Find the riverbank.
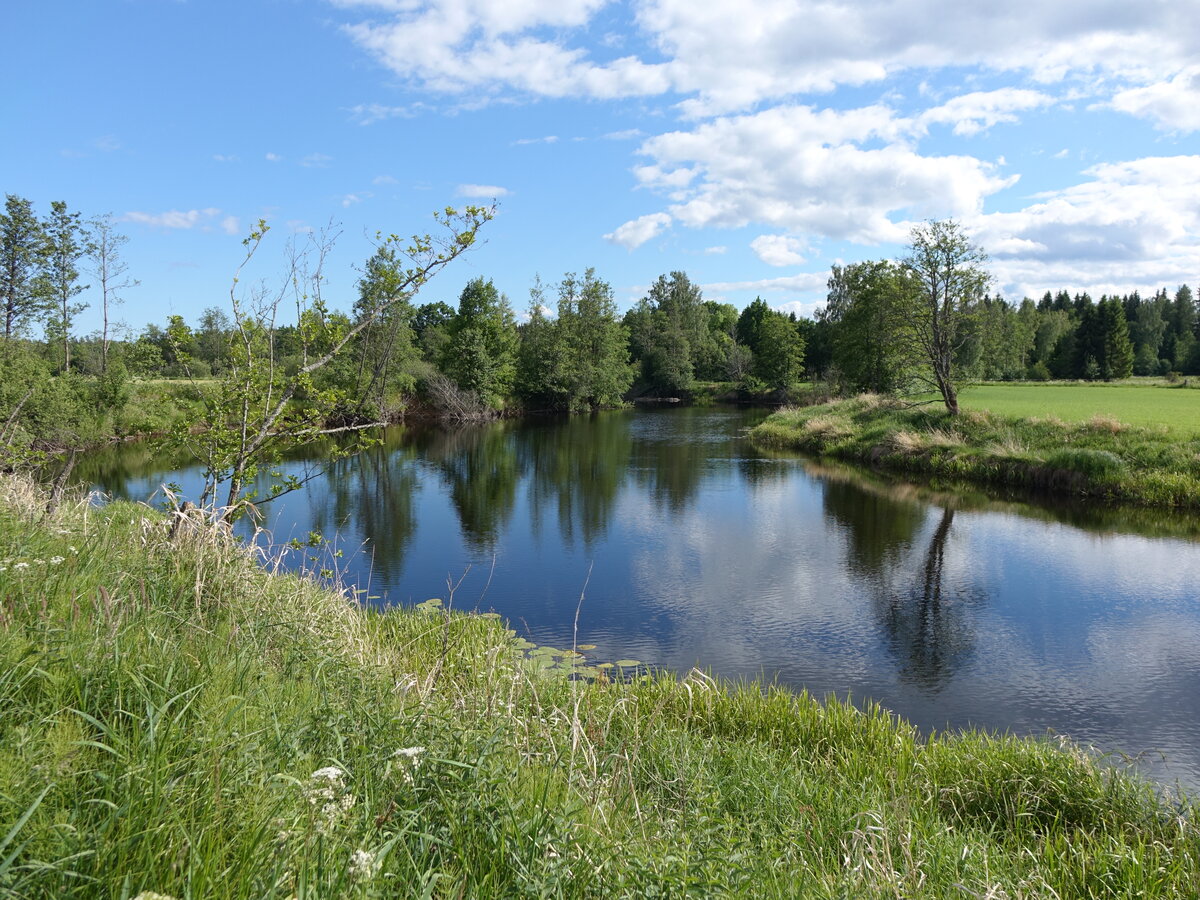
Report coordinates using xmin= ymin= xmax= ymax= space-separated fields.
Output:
xmin=751 ymin=394 xmax=1200 ymax=508
xmin=1 ymin=475 xmax=1197 ymax=897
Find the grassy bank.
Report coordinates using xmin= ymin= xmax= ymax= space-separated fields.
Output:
xmin=1 ymin=477 xmax=1198 ymax=898
xmin=752 ymin=394 xmax=1200 ymax=508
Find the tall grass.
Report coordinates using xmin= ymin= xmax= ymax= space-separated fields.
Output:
xmin=1 ymin=474 xmax=1197 ymax=897
xmin=752 ymin=395 xmax=1200 ymax=508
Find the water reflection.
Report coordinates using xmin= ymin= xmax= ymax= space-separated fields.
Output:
xmin=876 ymin=508 xmax=982 ymax=691
xmin=523 ymin=413 xmax=632 ymax=550
xmin=82 ymin=406 xmax=1200 ymax=792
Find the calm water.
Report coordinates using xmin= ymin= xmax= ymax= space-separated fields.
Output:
xmin=82 ymin=407 xmax=1200 ymax=792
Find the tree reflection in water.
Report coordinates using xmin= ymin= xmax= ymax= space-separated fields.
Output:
xmin=821 ymin=471 xmax=983 ymax=692
xmin=877 ymin=506 xmax=983 ymax=691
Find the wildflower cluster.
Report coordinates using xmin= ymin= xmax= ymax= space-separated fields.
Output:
xmin=304 ymin=765 xmax=355 ymax=832
xmin=349 ymin=848 xmax=379 ymax=880
xmin=389 ymin=746 xmax=426 ymax=785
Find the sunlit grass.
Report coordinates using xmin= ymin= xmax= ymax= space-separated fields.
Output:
xmin=1 ymin=473 xmax=1197 ymax=897
xmin=957 ymin=381 xmax=1200 ymax=436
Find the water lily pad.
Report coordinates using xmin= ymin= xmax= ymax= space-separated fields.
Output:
xmin=613 ymin=659 xmax=641 ymax=668
xmin=576 ymin=644 xmax=597 ymax=651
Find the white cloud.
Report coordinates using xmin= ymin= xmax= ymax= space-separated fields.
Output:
xmin=703 ymin=272 xmax=828 ymax=296
xmin=970 ymin=155 xmax=1200 ymax=298
xmin=751 ymin=234 xmax=807 ymax=266
xmin=917 ymin=88 xmax=1054 ymax=136
xmin=220 ymin=216 xmax=241 ymax=235
xmin=340 ymin=192 xmax=373 ymax=207
xmin=334 ymin=0 xmax=1197 ymax=114
xmin=300 ymin=153 xmax=333 ymax=167
xmin=372 ymin=174 xmax=399 ymax=185
xmin=347 ymin=102 xmax=422 ymax=124
xmin=122 ymin=208 xmax=222 ymax=230
xmin=513 ymin=135 xmax=559 ymax=145
xmin=1111 ymin=66 xmax=1200 ymax=132
xmin=633 ymin=104 xmax=1015 ymax=244
xmin=457 ymin=183 xmax=511 ymax=198
xmin=213 ymin=153 xmax=239 ymax=163
xmin=265 ymin=152 xmax=283 ymax=162
xmin=703 ymin=245 xmax=727 ymax=255
xmin=604 ymin=128 xmax=643 ymax=140
xmin=93 ymin=135 xmax=121 ymax=152
xmin=604 ymin=212 xmax=673 ymax=250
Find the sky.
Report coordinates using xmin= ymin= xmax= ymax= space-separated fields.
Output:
xmin=4 ymin=0 xmax=1199 ymax=335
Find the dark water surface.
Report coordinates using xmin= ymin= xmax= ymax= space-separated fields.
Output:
xmin=82 ymin=407 xmax=1200 ymax=792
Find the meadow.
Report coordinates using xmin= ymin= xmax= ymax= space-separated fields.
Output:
xmin=957 ymin=380 xmax=1200 ymax=435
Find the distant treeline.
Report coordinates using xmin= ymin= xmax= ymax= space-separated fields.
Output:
xmin=3 ymin=190 xmax=1198 ymax=462
xmin=808 ymin=260 xmax=1198 ymax=394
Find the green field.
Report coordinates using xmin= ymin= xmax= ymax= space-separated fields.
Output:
xmin=957 ymin=381 xmax=1200 ymax=434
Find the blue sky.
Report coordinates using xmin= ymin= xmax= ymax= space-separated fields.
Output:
xmin=4 ymin=0 xmax=1198 ymax=335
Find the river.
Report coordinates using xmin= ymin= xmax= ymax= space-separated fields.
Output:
xmin=80 ymin=406 xmax=1200 ymax=793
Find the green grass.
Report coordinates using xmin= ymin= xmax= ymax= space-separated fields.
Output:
xmin=957 ymin=381 xmax=1200 ymax=435
xmin=1 ymin=474 xmax=1198 ymax=898
xmin=753 ymin=394 xmax=1200 ymax=508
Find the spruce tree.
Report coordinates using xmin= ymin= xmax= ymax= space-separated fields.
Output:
xmin=1099 ymin=296 xmax=1133 ymax=380
xmin=0 ymin=195 xmax=45 ymax=339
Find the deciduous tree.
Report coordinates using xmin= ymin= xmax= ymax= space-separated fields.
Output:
xmin=900 ymin=220 xmax=990 ymax=415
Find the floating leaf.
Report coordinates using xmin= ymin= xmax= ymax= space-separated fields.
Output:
xmin=613 ymin=659 xmax=641 ymax=668
xmin=577 ymin=644 xmax=597 ymax=651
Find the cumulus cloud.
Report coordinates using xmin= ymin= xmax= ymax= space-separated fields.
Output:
xmin=971 ymin=155 xmax=1200 ymax=298
xmin=632 ymin=104 xmax=1015 ymax=244
xmin=604 ymin=212 xmax=672 ymax=250
xmin=918 ymin=88 xmax=1055 ymax=136
xmin=122 ymin=208 xmax=222 ymax=230
xmin=220 ymin=216 xmax=241 ymax=235
xmin=334 ymin=0 xmax=1196 ymax=114
xmin=751 ymin=234 xmax=808 ymax=266
xmin=1111 ymin=66 xmax=1200 ymax=132
xmin=457 ymin=183 xmax=511 ymax=198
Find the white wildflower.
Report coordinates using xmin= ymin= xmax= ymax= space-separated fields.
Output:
xmin=48 ymin=556 xmax=64 ymax=566
xmin=13 ymin=562 xmax=28 ymax=572
xmin=132 ymin=892 xmax=180 ymax=900
xmin=349 ymin=848 xmax=379 ymax=879
xmin=68 ymin=546 xmax=79 ymax=554
xmin=310 ymin=765 xmax=345 ymax=784
xmin=304 ymin=766 xmax=354 ymax=832
xmin=389 ymin=746 xmax=427 ymax=784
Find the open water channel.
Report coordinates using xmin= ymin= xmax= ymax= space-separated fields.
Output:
xmin=81 ymin=406 xmax=1200 ymax=793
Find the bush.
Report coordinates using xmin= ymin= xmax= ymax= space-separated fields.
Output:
xmin=1026 ymin=360 xmax=1052 ymax=381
